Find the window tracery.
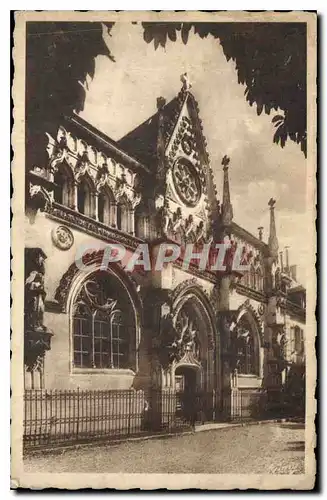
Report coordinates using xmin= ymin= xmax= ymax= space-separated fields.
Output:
xmin=72 ymin=271 xmax=134 ymax=370
xmin=172 ymin=158 xmax=201 ymax=207
xmin=234 ymin=316 xmax=258 ymax=375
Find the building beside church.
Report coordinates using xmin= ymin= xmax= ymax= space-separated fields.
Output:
xmin=24 ymin=74 xmax=306 ymax=431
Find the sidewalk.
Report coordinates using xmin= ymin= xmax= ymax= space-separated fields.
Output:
xmin=24 ymin=421 xmax=305 ymax=474
xmin=24 ymin=417 xmax=303 ymax=456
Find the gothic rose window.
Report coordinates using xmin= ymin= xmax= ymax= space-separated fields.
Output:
xmin=172 ymin=158 xmax=201 ymax=207
xmin=72 ymin=271 xmax=134 ymax=370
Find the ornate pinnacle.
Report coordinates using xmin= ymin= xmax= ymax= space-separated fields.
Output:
xmin=221 ymin=155 xmax=233 ymax=226
xmin=222 ymin=155 xmax=230 ymax=170
xmin=268 ymin=198 xmax=278 ymax=261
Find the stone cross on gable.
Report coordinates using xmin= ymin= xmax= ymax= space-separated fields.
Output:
xmin=180 ymin=72 xmax=192 ymax=91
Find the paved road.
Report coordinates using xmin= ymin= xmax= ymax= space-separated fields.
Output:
xmin=24 ymin=422 xmax=304 ymax=475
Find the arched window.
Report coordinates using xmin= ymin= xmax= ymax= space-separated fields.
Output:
xmin=73 ymin=303 xmax=93 ymax=368
xmin=77 ymin=178 xmax=92 ymax=217
xmin=117 ymin=202 xmax=129 ymax=232
xmin=250 ymin=265 xmax=256 ymax=289
xmin=235 ymin=316 xmax=259 ymax=375
xmin=241 ymin=271 xmax=250 ymax=288
xmin=53 ymin=164 xmax=73 ymax=206
xmin=72 ymin=271 xmax=136 ymax=369
xmin=255 ymin=267 xmax=264 ymax=292
xmin=97 ymin=189 xmax=115 ymax=226
xmin=135 ymin=213 xmax=150 ymax=239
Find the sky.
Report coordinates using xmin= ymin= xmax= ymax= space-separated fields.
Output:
xmin=79 ymin=22 xmax=309 ymax=285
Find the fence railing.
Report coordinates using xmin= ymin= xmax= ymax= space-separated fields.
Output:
xmin=23 ymin=389 xmax=193 ymax=450
xmin=24 ymin=387 xmax=301 ymax=451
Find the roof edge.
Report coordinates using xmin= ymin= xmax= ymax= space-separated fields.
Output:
xmin=64 ymin=114 xmax=152 ymax=175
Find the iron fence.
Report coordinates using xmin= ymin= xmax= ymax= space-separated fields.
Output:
xmin=23 ymin=387 xmax=299 ymax=451
xmin=23 ymin=389 xmax=192 ymax=450
xmin=229 ymin=389 xmax=265 ymax=421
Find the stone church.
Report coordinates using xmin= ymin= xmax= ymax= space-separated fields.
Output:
xmin=24 ymin=74 xmax=306 ymax=421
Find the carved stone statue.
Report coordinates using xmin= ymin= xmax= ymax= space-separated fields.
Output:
xmin=172 ymin=207 xmax=183 ymax=233
xmin=25 ymin=248 xmax=47 ymax=331
xmin=180 ymin=72 xmax=192 ymax=91
xmin=157 ymin=198 xmax=170 ymax=237
xmin=24 ymin=248 xmax=53 ymax=371
xmin=195 ymin=220 xmax=205 ymax=243
xmin=184 ymin=214 xmax=194 ymax=239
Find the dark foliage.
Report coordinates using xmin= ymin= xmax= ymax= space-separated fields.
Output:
xmin=142 ymin=22 xmax=307 ymax=156
xmin=26 ymin=22 xmax=114 ymax=168
xmin=26 ymin=21 xmax=307 ymax=169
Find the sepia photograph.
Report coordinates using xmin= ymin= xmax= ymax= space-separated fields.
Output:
xmin=11 ymin=10 xmax=316 ymax=490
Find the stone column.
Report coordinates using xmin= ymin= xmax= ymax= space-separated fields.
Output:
xmin=130 ymin=208 xmax=135 ymax=235
xmin=93 ymin=191 xmax=99 ymax=220
xmin=111 ymin=202 xmax=117 ymax=227
xmin=71 ymin=180 xmax=78 ymax=211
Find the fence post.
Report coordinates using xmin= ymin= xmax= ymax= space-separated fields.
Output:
xmin=76 ymin=387 xmax=80 ymax=439
xmin=128 ymin=390 xmax=132 ymax=436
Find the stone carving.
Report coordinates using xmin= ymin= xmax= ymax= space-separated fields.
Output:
xmin=156 ymin=198 xmax=170 ymax=237
xmin=184 ymin=215 xmax=195 ymax=240
xmin=95 ymin=161 xmax=110 ymax=192
xmin=181 ymin=135 xmax=193 ymax=156
xmin=180 ymin=72 xmax=192 ymax=91
xmin=46 ymin=204 xmax=142 ymax=256
xmin=74 ymin=150 xmax=91 ymax=183
xmin=171 ymin=207 xmax=183 ymax=233
xmin=257 ymin=303 xmax=265 ymax=317
xmin=28 ymin=184 xmax=52 ymax=214
xmin=115 ymin=173 xmax=128 ymax=200
xmin=155 ymin=308 xmax=200 ymax=369
xmin=24 ymin=248 xmax=53 ymax=371
xmin=51 ymin=225 xmax=74 ymax=251
xmin=195 ymin=220 xmax=205 ymax=243
xmin=175 ymin=311 xmax=201 ymax=360
xmin=272 ymin=327 xmax=288 ymax=367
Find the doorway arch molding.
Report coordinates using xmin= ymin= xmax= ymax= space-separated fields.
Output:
xmin=165 ymin=280 xmax=218 ymax=391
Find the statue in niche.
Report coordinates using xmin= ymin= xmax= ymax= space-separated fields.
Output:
xmin=24 ymin=248 xmax=53 ymax=371
xmin=195 ymin=220 xmax=205 ymax=243
xmin=157 ymin=198 xmax=170 ymax=237
xmin=25 ymin=248 xmax=47 ymax=332
xmin=172 ymin=207 xmax=183 ymax=234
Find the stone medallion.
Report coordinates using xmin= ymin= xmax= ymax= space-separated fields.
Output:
xmin=51 ymin=225 xmax=74 ymax=251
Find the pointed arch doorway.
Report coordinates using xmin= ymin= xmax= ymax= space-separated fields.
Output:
xmin=170 ymin=287 xmax=217 ymax=423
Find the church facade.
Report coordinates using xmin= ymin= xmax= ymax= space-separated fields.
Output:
xmin=24 ymin=75 xmax=306 ymax=423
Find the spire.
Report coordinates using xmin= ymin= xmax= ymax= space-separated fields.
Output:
xmin=268 ymin=198 xmax=278 ymax=261
xmin=221 ymin=155 xmax=233 ymax=226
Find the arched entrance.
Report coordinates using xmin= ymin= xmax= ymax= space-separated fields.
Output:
xmin=174 ymin=364 xmax=203 ymax=424
xmin=170 ymin=286 xmax=217 ymax=423
xmin=175 ymin=365 xmax=198 ymax=394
